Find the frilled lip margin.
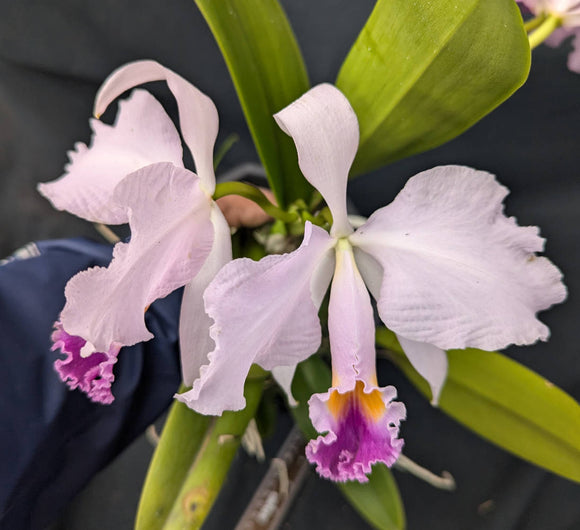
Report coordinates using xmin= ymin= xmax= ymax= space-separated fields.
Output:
xmin=306 ymin=381 xmax=406 ymax=482
xmin=52 ymin=322 xmax=120 ymax=405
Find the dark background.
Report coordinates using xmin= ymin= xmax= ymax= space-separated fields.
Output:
xmin=1 ymin=1 xmax=579 ymax=528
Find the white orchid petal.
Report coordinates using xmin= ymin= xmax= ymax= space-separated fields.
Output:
xmin=352 ymin=247 xmax=383 ymax=301
xmin=60 ymin=162 xmax=213 ymax=352
xmin=351 ymin=165 xmax=567 ymax=351
xmin=178 ymin=223 xmax=334 ymax=415
xmin=274 ymin=84 xmax=358 ymax=237
xmin=38 ymin=90 xmax=183 ymax=224
xmin=95 ymin=60 xmax=218 ymax=193
xmin=396 ymin=335 xmax=448 ymax=406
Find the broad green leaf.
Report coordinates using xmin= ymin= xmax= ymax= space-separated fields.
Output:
xmin=194 ymin=0 xmax=312 ymax=207
xmin=135 ymin=390 xmax=212 ymax=530
xmin=376 ymin=328 xmax=580 ymax=483
xmin=337 ymin=0 xmax=531 ymax=175
xmin=163 ymin=376 xmax=264 ymax=529
xmin=292 ymin=357 xmax=406 ymax=530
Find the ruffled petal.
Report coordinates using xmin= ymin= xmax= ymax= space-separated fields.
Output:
xmin=353 ymin=247 xmax=448 ymax=404
xmin=95 ymin=60 xmax=218 ymax=193
xmin=274 ymin=84 xmax=358 ymax=237
xmin=60 ymin=162 xmax=214 ymax=353
xmin=38 ymin=90 xmax=183 ymax=224
xmin=350 ymin=165 xmax=567 ymax=352
xmin=52 ymin=321 xmax=120 ymax=405
xmin=177 ymin=222 xmax=334 ymax=415
xmin=306 ymin=381 xmax=405 ymax=482
xmin=396 ymin=335 xmax=448 ymax=405
xmin=179 ymin=204 xmax=231 ymax=386
xmin=328 ymin=240 xmax=377 ymax=392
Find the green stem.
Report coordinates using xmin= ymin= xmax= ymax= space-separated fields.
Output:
xmin=524 ymin=13 xmax=546 ymax=33
xmin=163 ymin=376 xmax=265 ymax=529
xmin=300 ymin=210 xmax=326 ymax=228
xmin=135 ymin=387 xmax=212 ymax=530
xmin=528 ymin=14 xmax=562 ymax=49
xmin=213 ymin=181 xmax=299 ymax=223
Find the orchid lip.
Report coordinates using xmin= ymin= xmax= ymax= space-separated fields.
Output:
xmin=306 ymin=380 xmax=405 ymax=483
xmin=51 ymin=321 xmax=120 ymax=405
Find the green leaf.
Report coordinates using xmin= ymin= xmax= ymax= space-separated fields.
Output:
xmin=163 ymin=376 xmax=265 ymax=529
xmin=292 ymin=357 xmax=406 ymax=530
xmin=338 ymin=465 xmax=405 ymax=530
xmin=135 ymin=389 xmax=212 ymax=530
xmin=376 ymin=328 xmax=580 ymax=483
xmin=336 ymin=0 xmax=531 ymax=175
xmin=194 ymin=0 xmax=312 ymax=207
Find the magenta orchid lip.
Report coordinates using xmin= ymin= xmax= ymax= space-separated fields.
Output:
xmin=306 ymin=381 xmax=405 ymax=483
xmin=52 ymin=322 xmax=120 ymax=405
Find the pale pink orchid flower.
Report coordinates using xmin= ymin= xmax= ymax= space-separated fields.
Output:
xmin=520 ymin=0 xmax=580 ymax=72
xmin=179 ymin=83 xmax=566 ymax=482
xmin=38 ymin=61 xmax=232 ymax=403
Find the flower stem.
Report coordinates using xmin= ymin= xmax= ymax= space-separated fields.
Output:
xmin=213 ymin=181 xmax=299 ymax=223
xmin=162 ymin=375 xmax=265 ymax=529
xmin=135 ymin=386 xmax=212 ymax=530
xmin=524 ymin=13 xmax=546 ymax=33
xmin=528 ymin=14 xmax=562 ymax=50
xmin=394 ymin=454 xmax=456 ymax=491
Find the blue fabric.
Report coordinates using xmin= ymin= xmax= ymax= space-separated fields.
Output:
xmin=0 ymin=239 xmax=181 ymax=529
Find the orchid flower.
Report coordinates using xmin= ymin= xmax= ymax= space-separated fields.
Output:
xmin=520 ymin=0 xmax=580 ymax=72
xmin=38 ymin=61 xmax=232 ymax=403
xmin=180 ymin=83 xmax=566 ymax=482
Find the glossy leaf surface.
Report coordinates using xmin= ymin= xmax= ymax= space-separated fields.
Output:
xmin=135 ymin=390 xmax=212 ymax=529
xmin=376 ymin=328 xmax=580 ymax=483
xmin=164 ymin=376 xmax=264 ymax=528
xmin=337 ymin=0 xmax=530 ymax=175
xmin=194 ymin=0 xmax=312 ymax=207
